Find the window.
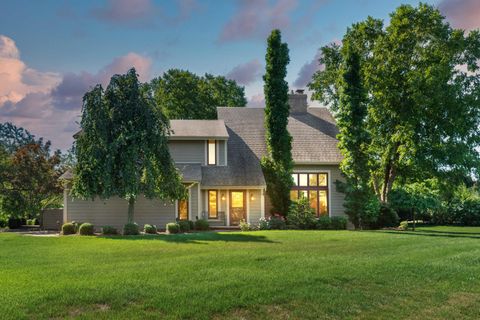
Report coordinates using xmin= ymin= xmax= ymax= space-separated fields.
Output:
xmin=208 ymin=190 xmax=218 ymax=218
xmin=207 ymin=140 xmax=216 ymax=165
xmin=178 ymin=198 xmax=188 ymax=220
xmin=290 ymin=172 xmax=329 ymax=216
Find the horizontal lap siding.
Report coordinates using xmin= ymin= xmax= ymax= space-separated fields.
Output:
xmin=189 ymin=184 xmax=199 ymax=220
xmin=248 ymin=190 xmax=262 ymax=225
xmin=168 ymin=141 xmax=205 ymax=164
xmin=65 ymin=195 xmax=175 ymax=231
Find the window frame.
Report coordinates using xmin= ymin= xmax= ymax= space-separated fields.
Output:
xmin=290 ymin=172 xmax=329 ymax=216
xmin=177 ymin=198 xmax=189 ymax=221
xmin=208 ymin=190 xmax=218 ymax=219
xmin=207 ymin=139 xmax=217 ymax=165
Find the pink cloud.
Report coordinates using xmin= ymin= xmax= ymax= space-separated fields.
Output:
xmin=439 ymin=0 xmax=480 ymax=31
xmin=219 ymin=0 xmax=298 ymax=42
xmin=293 ymin=50 xmax=323 ymax=88
xmin=247 ymin=93 xmax=265 ymax=108
xmin=226 ymin=59 xmax=262 ymax=85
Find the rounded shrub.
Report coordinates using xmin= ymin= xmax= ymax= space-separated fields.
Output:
xmin=268 ymin=216 xmax=286 ymax=230
xmin=101 ymin=226 xmax=118 ymax=235
xmin=166 ymin=222 xmax=180 ymax=234
xmin=79 ymin=223 xmax=95 ymax=236
xmin=62 ymin=222 xmax=76 ymax=235
xmin=7 ymin=217 xmax=22 ymax=229
xmin=194 ymin=219 xmax=209 ymax=231
xmin=317 ymin=216 xmax=332 ymax=230
xmin=123 ymin=223 xmax=139 ymax=235
xmin=178 ymin=220 xmax=191 ymax=232
xmin=144 ymin=224 xmax=157 ymax=234
xmin=330 ymin=216 xmax=347 ymax=230
xmin=32 ymin=218 xmax=39 ymax=225
xmin=376 ymin=204 xmax=399 ymax=228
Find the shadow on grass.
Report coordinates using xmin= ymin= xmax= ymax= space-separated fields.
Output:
xmin=414 ymin=229 xmax=480 ymax=236
xmin=376 ymin=230 xmax=480 ymax=240
xmin=98 ymin=231 xmax=277 ymax=244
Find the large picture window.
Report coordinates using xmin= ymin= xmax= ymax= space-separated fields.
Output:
xmin=208 ymin=190 xmax=218 ymax=218
xmin=290 ymin=173 xmax=328 ymax=216
xmin=207 ymin=140 xmax=216 ymax=165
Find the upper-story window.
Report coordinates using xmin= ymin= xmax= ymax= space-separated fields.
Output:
xmin=207 ymin=139 xmax=216 ymax=165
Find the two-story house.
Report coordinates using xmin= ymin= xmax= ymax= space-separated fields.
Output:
xmin=61 ymin=91 xmax=346 ymax=229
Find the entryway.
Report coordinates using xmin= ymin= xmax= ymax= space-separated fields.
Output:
xmin=229 ymin=191 xmax=246 ymax=226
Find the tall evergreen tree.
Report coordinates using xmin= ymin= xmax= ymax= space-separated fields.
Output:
xmin=261 ymin=30 xmax=293 ymax=215
xmin=72 ymin=68 xmax=185 ymax=223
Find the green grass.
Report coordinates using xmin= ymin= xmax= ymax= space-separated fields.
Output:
xmin=1 ymin=228 xmax=480 ymax=320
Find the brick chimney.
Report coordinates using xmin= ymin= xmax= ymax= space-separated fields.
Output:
xmin=289 ymin=89 xmax=308 ymax=114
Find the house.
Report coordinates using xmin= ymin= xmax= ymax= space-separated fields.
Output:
xmin=61 ymin=91 xmax=345 ymax=230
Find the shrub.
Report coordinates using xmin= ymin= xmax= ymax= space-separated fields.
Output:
xmin=144 ymin=224 xmax=157 ymax=234
xmin=194 ymin=219 xmax=209 ymax=231
xmin=71 ymin=221 xmax=82 ymax=233
xmin=62 ymin=222 xmax=76 ymax=235
xmin=376 ymin=204 xmax=399 ymax=228
xmin=123 ymin=223 xmax=139 ymax=235
xmin=101 ymin=226 xmax=118 ymax=235
xmin=166 ymin=222 xmax=180 ymax=234
xmin=7 ymin=217 xmax=22 ymax=229
xmin=239 ymin=219 xmax=252 ymax=231
xmin=79 ymin=223 xmax=94 ymax=235
xmin=0 ymin=218 xmax=6 ymax=228
xmin=317 ymin=216 xmax=332 ymax=230
xmin=331 ymin=216 xmax=347 ymax=230
xmin=32 ymin=218 xmax=39 ymax=225
xmin=268 ymin=215 xmax=286 ymax=230
xmin=287 ymin=198 xmax=317 ymax=229
xmin=398 ymin=220 xmax=409 ymax=231
xmin=178 ymin=220 xmax=191 ymax=232
xmin=26 ymin=219 xmax=32 ymax=225
xmin=258 ymin=218 xmax=269 ymax=230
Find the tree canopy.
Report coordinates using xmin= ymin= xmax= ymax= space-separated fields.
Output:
xmin=310 ymin=3 xmax=480 ymax=210
xmin=151 ymin=69 xmax=247 ymax=120
xmin=72 ymin=68 xmax=185 ymax=223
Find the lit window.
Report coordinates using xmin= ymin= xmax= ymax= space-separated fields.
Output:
xmin=290 ymin=172 xmax=329 ymax=216
xmin=309 ymin=174 xmax=318 ymax=186
xmin=309 ymin=190 xmax=318 ymax=213
xmin=318 ymin=174 xmax=327 ymax=186
xmin=208 ymin=140 xmax=216 ymax=165
xmin=178 ymin=198 xmax=188 ymax=220
xmin=291 ymin=174 xmax=298 ymax=186
xmin=208 ymin=190 xmax=218 ymax=218
xmin=290 ymin=190 xmax=298 ymax=201
xmin=319 ymin=190 xmax=328 ymax=215
xmin=299 ymin=174 xmax=308 ymax=186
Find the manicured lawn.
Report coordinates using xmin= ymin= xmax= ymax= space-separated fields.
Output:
xmin=1 ymin=228 xmax=480 ymax=319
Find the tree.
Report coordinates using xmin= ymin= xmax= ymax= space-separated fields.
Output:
xmin=152 ymin=69 xmax=247 ymax=120
xmin=310 ymin=4 xmax=480 ymax=206
xmin=0 ymin=122 xmax=35 ymax=153
xmin=261 ymin=29 xmax=293 ymax=215
xmin=72 ymin=68 xmax=185 ymax=223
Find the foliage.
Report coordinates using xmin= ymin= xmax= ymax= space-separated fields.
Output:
xmin=178 ymin=220 xmax=192 ymax=232
xmin=433 ymin=186 xmax=480 ymax=226
xmin=8 ymin=217 xmax=23 ymax=229
xmin=398 ymin=221 xmax=409 ymax=231
xmin=26 ymin=219 xmax=38 ymax=226
xmin=123 ymin=223 xmax=140 ymax=236
xmin=258 ymin=218 xmax=269 ymax=230
xmin=151 ymin=69 xmax=246 ymax=120
xmin=375 ymin=204 xmax=399 ymax=228
xmin=317 ymin=216 xmax=332 ymax=230
xmin=166 ymin=222 xmax=180 ymax=234
xmin=0 ymin=122 xmax=35 ymax=153
xmin=239 ymin=219 xmax=253 ymax=231
xmin=72 ymin=68 xmax=185 ymax=223
xmin=330 ymin=216 xmax=348 ymax=230
xmin=194 ymin=219 xmax=209 ymax=231
xmin=261 ymin=29 xmax=294 ymax=216
xmin=267 ymin=215 xmax=287 ymax=230
xmin=62 ymin=223 xmax=76 ymax=235
xmin=309 ymin=3 xmax=480 ymax=206
xmin=79 ymin=223 xmax=95 ymax=236
xmin=287 ymin=197 xmax=317 ymax=229
xmin=144 ymin=224 xmax=157 ymax=234
xmin=101 ymin=226 xmax=118 ymax=235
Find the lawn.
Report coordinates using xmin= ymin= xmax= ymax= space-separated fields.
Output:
xmin=1 ymin=228 xmax=480 ymax=320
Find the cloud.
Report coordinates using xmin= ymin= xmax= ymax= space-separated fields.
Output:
xmin=90 ymin=0 xmax=199 ymax=26
xmin=0 ymin=35 xmax=61 ymax=105
xmin=293 ymin=50 xmax=323 ymax=88
xmin=439 ymin=0 xmax=480 ymax=31
xmin=226 ymin=59 xmax=262 ymax=85
xmin=219 ymin=0 xmax=298 ymax=42
xmin=0 ymin=35 xmax=153 ymax=150
xmin=247 ymin=93 xmax=265 ymax=108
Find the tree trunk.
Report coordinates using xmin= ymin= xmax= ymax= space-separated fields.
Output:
xmin=127 ymin=197 xmax=135 ymax=223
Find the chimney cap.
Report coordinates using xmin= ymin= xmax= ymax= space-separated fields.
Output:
xmin=295 ymin=89 xmax=305 ymax=94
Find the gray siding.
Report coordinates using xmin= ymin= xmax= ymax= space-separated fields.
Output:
xmin=65 ymin=194 xmax=176 ymax=231
xmin=217 ymin=140 xmax=227 ymax=165
xmin=248 ymin=189 xmax=262 ymax=224
xmin=168 ymin=140 xmax=205 ymax=164
xmin=189 ymin=183 xmax=199 ymax=220
xmin=293 ymin=164 xmax=345 ymax=218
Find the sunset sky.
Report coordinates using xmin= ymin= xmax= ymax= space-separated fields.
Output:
xmin=1 ymin=0 xmax=479 ymax=150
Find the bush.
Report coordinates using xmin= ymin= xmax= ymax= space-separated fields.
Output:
xmin=194 ymin=219 xmax=209 ymax=231
xmin=258 ymin=218 xmax=269 ymax=230
xmin=376 ymin=204 xmax=399 ymax=228
xmin=79 ymin=223 xmax=94 ymax=235
xmin=26 ymin=219 xmax=33 ymax=226
xmin=166 ymin=222 xmax=180 ymax=234
xmin=398 ymin=220 xmax=409 ymax=231
xmin=71 ymin=221 xmax=82 ymax=233
xmin=7 ymin=217 xmax=22 ymax=229
xmin=239 ymin=219 xmax=252 ymax=231
xmin=287 ymin=198 xmax=317 ymax=229
xmin=62 ymin=222 xmax=76 ymax=235
xmin=32 ymin=218 xmax=39 ymax=225
xmin=178 ymin=220 xmax=192 ymax=232
xmin=123 ymin=223 xmax=139 ymax=235
xmin=101 ymin=226 xmax=118 ymax=235
xmin=331 ymin=216 xmax=347 ymax=230
xmin=0 ymin=218 xmax=6 ymax=228
xmin=317 ymin=216 xmax=332 ymax=230
xmin=144 ymin=224 xmax=157 ymax=234
xmin=268 ymin=215 xmax=286 ymax=230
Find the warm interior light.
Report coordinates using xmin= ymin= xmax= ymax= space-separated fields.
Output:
xmin=221 ymin=194 xmax=226 ymax=201
xmin=250 ymin=195 xmax=255 ymax=201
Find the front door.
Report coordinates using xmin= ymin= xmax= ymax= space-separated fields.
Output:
xmin=229 ymin=191 xmax=246 ymax=226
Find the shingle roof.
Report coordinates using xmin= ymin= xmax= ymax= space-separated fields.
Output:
xmin=170 ymin=120 xmax=229 ymax=140
xmin=177 ymin=163 xmax=202 ymax=181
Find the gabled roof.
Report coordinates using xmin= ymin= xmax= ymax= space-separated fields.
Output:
xmin=170 ymin=120 xmax=229 ymax=140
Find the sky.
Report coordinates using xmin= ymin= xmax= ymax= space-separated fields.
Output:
xmin=1 ymin=0 xmax=479 ymax=151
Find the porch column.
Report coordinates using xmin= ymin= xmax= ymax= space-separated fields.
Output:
xmin=260 ymin=188 xmax=265 ymax=219
xmin=246 ymin=190 xmax=250 ymax=224
xmin=226 ymin=189 xmax=230 ymax=226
